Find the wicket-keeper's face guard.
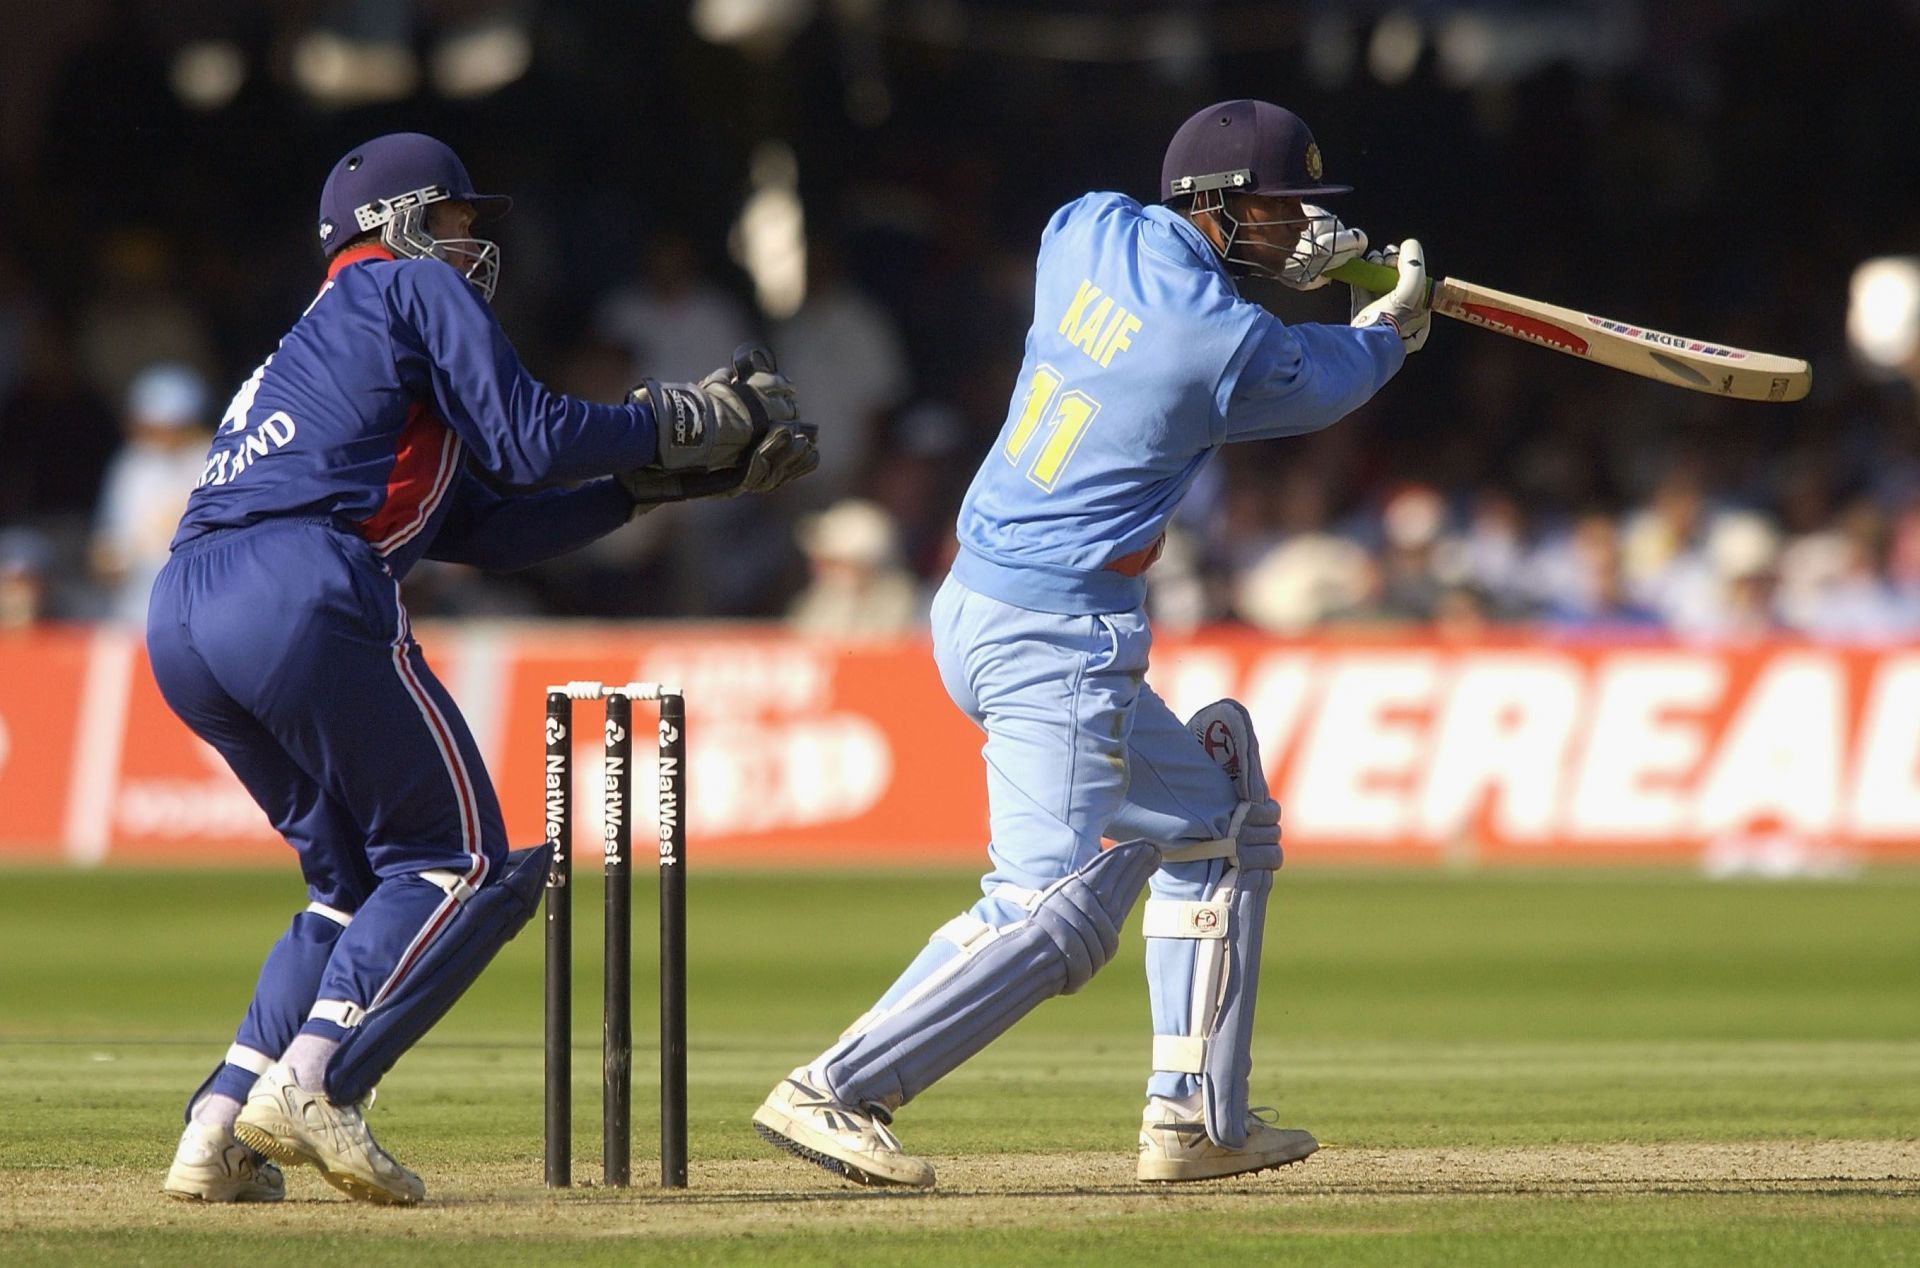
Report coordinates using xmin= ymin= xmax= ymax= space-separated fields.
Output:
xmin=357 ymin=186 xmax=503 ymax=302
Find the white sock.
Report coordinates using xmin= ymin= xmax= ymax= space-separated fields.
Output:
xmin=282 ymin=1032 xmax=341 ymax=1094
xmin=1149 ymin=1088 xmax=1204 ymax=1115
xmin=189 ymin=1092 xmax=243 ymax=1131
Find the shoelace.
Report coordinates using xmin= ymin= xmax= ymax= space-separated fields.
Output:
xmin=1150 ymin=1103 xmax=1284 ymax=1136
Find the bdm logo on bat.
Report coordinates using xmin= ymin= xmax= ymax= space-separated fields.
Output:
xmin=1589 ymin=316 xmax=1751 ymax=360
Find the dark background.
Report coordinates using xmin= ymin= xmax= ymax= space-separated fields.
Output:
xmin=2 ymin=0 xmax=1916 ymax=631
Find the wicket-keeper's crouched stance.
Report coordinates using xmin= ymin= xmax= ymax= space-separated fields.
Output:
xmin=752 ymin=100 xmax=1430 ymax=1188
xmin=153 ymin=133 xmax=816 ymax=1204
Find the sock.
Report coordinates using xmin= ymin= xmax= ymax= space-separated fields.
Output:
xmin=283 ymin=1031 xmax=342 ymax=1094
xmin=1149 ymin=1088 xmax=1204 ymax=1116
xmin=189 ymin=1092 xmax=243 ymax=1132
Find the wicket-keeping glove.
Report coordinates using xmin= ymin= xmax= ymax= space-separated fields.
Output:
xmin=631 ymin=345 xmax=800 ymax=473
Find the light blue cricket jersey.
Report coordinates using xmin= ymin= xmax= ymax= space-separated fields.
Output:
xmin=952 ymin=191 xmax=1406 ymax=615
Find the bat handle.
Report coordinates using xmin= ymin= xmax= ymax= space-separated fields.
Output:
xmin=1327 ymin=256 xmax=1437 ymax=306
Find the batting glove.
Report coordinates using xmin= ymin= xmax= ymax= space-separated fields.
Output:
xmin=1279 ymin=204 xmax=1368 ymax=291
xmin=1349 ymin=239 xmax=1432 ymax=353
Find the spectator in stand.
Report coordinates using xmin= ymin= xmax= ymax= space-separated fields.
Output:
xmin=91 ymin=363 xmax=215 ymax=625
xmin=1220 ymin=468 xmax=1327 ymax=586
xmin=1778 ymin=501 xmax=1917 ymax=638
xmin=1236 ymin=537 xmax=1371 ymax=635
xmin=1438 ymin=487 xmax=1532 ymax=619
xmin=593 ymin=228 xmax=756 ymax=382
xmin=520 ymin=333 xmax=682 ymax=618
xmin=75 ymin=227 xmax=218 ymax=410
xmin=593 ymin=229 xmax=771 ymax=614
xmin=1543 ymin=512 xmax=1664 ymax=631
xmin=772 ymin=235 xmax=912 ymax=508
xmin=869 ymin=401 xmax=971 ymax=583
xmin=1887 ymin=494 xmax=1920 ymax=611
xmin=1142 ymin=526 xmax=1211 ymax=634
xmin=1432 ymin=584 xmax=1494 ymax=643
xmin=1376 ymin=484 xmax=1448 ymax=622
xmin=0 ymin=528 xmax=53 ymax=629
xmin=1622 ymin=466 xmax=1716 ymax=624
xmin=1232 ymin=468 xmax=1370 ymax=633
xmin=788 ymin=498 xmax=921 ymax=637
xmin=1675 ymin=512 xmax=1784 ymax=640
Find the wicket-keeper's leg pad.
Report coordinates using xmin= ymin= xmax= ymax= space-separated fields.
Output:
xmin=823 ymin=840 xmax=1161 ymax=1113
xmin=324 ymin=845 xmax=549 ymax=1105
xmin=1149 ymin=811 xmax=1282 ymax=1150
xmin=184 ymin=903 xmax=351 ymax=1122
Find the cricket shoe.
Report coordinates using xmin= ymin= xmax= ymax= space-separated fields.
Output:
xmin=233 ymin=1063 xmax=425 ymax=1205
xmin=752 ymin=1068 xmax=935 ymax=1188
xmin=162 ymin=1120 xmax=285 ymax=1202
xmin=1136 ymin=1097 xmax=1318 ymax=1182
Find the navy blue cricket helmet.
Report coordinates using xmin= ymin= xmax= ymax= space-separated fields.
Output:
xmin=1161 ymin=100 xmax=1350 ymax=204
xmin=1161 ymin=100 xmax=1350 ymax=284
xmin=316 ymin=133 xmax=512 ymax=299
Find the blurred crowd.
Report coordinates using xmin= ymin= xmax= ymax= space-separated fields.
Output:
xmin=3 ymin=1 xmax=1918 ymax=641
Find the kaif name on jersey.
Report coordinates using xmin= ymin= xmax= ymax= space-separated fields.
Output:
xmin=1057 ymin=279 xmax=1144 ymax=368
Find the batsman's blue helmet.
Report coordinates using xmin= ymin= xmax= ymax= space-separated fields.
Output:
xmin=316 ymin=133 xmax=510 ymax=254
xmin=1161 ymin=100 xmax=1350 ymax=204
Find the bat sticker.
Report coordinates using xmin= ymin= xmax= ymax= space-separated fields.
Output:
xmin=1588 ymin=317 xmax=1751 ymax=360
xmin=1449 ymin=301 xmax=1590 ymax=355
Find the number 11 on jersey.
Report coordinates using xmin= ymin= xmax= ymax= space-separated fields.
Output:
xmin=1003 ymin=363 xmax=1101 ymax=493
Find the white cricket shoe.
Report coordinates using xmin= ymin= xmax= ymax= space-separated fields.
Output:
xmin=1137 ymin=1097 xmax=1318 ymax=1182
xmin=162 ymin=1120 xmax=285 ymax=1202
xmin=233 ymin=1063 xmax=425 ymax=1205
xmin=752 ymin=1068 xmax=935 ymax=1188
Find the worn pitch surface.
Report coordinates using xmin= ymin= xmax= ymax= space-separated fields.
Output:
xmin=3 ymin=868 xmax=1917 ymax=1264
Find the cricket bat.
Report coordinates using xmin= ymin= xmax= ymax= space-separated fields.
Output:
xmin=1327 ymin=257 xmax=1812 ymax=403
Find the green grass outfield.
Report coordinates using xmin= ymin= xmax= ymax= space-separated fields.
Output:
xmin=2 ymin=866 xmax=1917 ymax=1265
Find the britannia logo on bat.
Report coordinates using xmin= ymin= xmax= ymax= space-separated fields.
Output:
xmin=1458 ymin=303 xmax=1588 ymax=355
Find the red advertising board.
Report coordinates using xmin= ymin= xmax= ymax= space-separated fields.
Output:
xmin=0 ymin=629 xmax=92 ymax=861
xmin=2 ymin=624 xmax=1916 ymax=868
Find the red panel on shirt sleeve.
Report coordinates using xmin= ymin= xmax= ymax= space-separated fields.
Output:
xmin=356 ymin=401 xmax=461 ymax=555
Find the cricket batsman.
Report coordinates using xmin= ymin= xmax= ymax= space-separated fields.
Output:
xmin=155 ymin=133 xmax=815 ymax=1204
xmin=752 ymin=100 xmax=1429 ymax=1186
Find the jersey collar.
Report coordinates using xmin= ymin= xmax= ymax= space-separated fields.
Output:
xmin=326 ymin=243 xmax=397 ymax=279
xmin=1143 ymin=204 xmax=1233 ymax=283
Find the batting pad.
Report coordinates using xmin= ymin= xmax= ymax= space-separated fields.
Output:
xmin=823 ymin=841 xmax=1161 ymax=1113
xmin=325 ymin=844 xmax=549 ymax=1104
xmin=1145 ymin=835 xmax=1280 ymax=1149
